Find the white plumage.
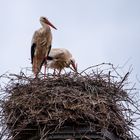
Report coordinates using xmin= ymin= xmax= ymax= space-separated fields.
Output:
xmin=31 ymin=17 xmax=57 ymax=78
xmin=46 ymin=48 xmax=77 ymax=75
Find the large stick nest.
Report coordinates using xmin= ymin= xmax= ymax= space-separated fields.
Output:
xmin=0 ymin=63 xmax=139 ymax=140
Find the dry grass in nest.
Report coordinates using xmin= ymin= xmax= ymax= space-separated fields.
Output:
xmin=0 ymin=63 xmax=139 ymax=140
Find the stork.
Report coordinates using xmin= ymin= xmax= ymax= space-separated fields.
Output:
xmin=31 ymin=17 xmax=57 ymax=78
xmin=46 ymin=48 xmax=77 ymax=75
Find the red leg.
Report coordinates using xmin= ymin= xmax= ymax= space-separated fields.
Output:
xmin=44 ymin=57 xmax=47 ymax=79
xmin=44 ymin=64 xmax=46 ymax=79
xmin=53 ymin=69 xmax=56 ymax=76
xmin=34 ymin=59 xmax=37 ymax=78
xmin=58 ymin=69 xmax=62 ymax=76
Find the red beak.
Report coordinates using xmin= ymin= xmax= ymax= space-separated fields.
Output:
xmin=71 ymin=62 xmax=77 ymax=72
xmin=45 ymin=19 xmax=57 ymax=30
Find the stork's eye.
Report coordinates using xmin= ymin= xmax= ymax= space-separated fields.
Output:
xmin=70 ymin=60 xmax=73 ymax=63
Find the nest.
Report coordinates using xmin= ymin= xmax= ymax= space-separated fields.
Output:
xmin=0 ymin=64 xmax=139 ymax=140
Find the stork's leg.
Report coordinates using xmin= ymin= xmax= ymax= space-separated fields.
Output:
xmin=34 ymin=59 xmax=37 ymax=78
xmin=44 ymin=63 xmax=47 ymax=79
xmin=53 ymin=69 xmax=56 ymax=76
xmin=44 ymin=57 xmax=48 ymax=79
xmin=58 ymin=69 xmax=62 ymax=76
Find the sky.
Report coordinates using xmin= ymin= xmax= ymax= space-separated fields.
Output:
xmin=0 ymin=0 xmax=140 ymax=137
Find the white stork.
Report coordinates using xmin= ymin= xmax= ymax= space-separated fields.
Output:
xmin=31 ymin=17 xmax=57 ymax=78
xmin=46 ymin=48 xmax=77 ymax=75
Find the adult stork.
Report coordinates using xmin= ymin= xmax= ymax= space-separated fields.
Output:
xmin=46 ymin=48 xmax=77 ymax=75
xmin=31 ymin=16 xmax=57 ymax=78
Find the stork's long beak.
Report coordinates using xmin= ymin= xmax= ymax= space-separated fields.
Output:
xmin=45 ymin=19 xmax=57 ymax=30
xmin=71 ymin=62 xmax=77 ymax=72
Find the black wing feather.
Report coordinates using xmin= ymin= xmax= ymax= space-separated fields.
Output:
xmin=31 ymin=43 xmax=36 ymax=64
xmin=47 ymin=45 xmax=52 ymax=57
xmin=40 ymin=45 xmax=52 ymax=68
xmin=47 ymin=56 xmax=53 ymax=60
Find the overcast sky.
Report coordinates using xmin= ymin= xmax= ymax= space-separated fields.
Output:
xmin=0 ymin=0 xmax=140 ymax=136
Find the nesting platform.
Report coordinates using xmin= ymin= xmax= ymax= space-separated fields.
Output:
xmin=0 ymin=65 xmax=137 ymax=140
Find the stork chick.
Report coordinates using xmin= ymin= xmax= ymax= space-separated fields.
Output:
xmin=31 ymin=16 xmax=57 ymax=78
xmin=46 ymin=48 xmax=77 ymax=75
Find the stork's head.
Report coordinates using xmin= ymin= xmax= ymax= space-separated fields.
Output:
xmin=69 ymin=58 xmax=77 ymax=72
xmin=40 ymin=17 xmax=57 ymax=30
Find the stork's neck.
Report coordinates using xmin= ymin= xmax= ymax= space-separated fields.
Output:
xmin=41 ymin=22 xmax=50 ymax=30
